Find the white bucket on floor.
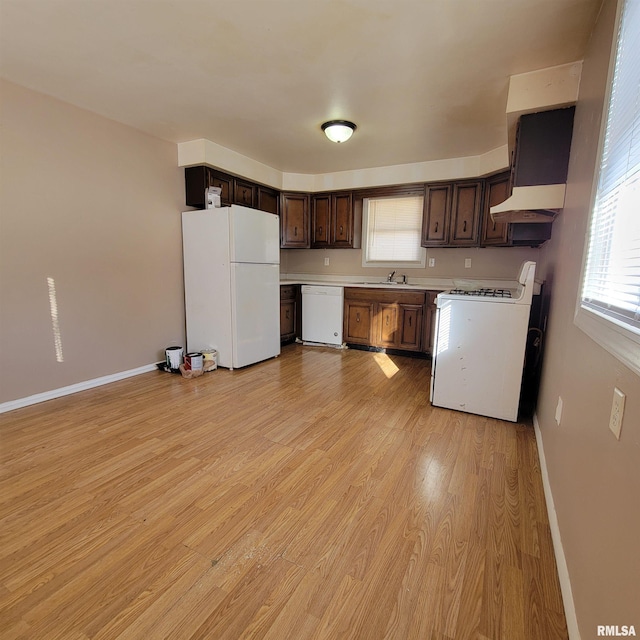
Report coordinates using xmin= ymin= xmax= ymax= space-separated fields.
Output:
xmin=165 ymin=346 xmax=183 ymax=369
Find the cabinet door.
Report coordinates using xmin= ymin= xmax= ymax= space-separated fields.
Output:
xmin=234 ymin=179 xmax=256 ymax=208
xmin=425 ymin=292 xmax=438 ymax=354
xmin=280 ymin=193 xmax=310 ymax=248
xmin=209 ymin=170 xmax=233 ymax=206
xmin=344 ymin=301 xmax=373 ymax=344
xmin=258 ymin=186 xmax=279 ymax=215
xmin=185 ymin=166 xmax=208 ymax=208
xmin=378 ymin=303 xmax=399 ymax=348
xmin=450 ymin=181 xmax=482 ymax=246
xmin=399 ymin=304 xmax=423 ymax=351
xmin=332 ymin=192 xmax=353 ymax=247
xmin=280 ymin=300 xmax=296 ymax=342
xmin=481 ymin=173 xmax=511 ymax=246
xmin=311 ymin=194 xmax=331 ymax=247
xmin=422 ymin=184 xmax=451 ymax=246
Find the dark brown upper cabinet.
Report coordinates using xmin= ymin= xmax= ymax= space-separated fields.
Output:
xmin=280 ymin=192 xmax=310 ymax=248
xmin=481 ymin=172 xmax=511 ymax=246
xmin=422 ymin=180 xmax=483 ymax=247
xmin=209 ymin=171 xmax=233 ymax=206
xmin=312 ymin=192 xmax=354 ymax=248
xmin=449 ymin=181 xmax=483 ymax=246
xmin=479 ymin=171 xmax=552 ymax=247
xmin=513 ymin=106 xmax=575 ymax=186
xmin=421 ymin=183 xmax=452 ymax=246
xmin=185 ymin=166 xmax=275 ymax=213
xmin=311 ymin=194 xmax=331 ymax=247
xmin=257 ymin=186 xmax=279 ymax=215
xmin=233 ymin=178 xmax=256 ymax=208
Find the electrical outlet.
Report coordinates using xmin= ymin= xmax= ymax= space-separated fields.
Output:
xmin=464 ymin=258 xmax=472 ymax=268
xmin=555 ymin=396 xmax=563 ymax=425
xmin=428 ymin=257 xmax=435 ymax=268
xmin=324 ymin=257 xmax=330 ymax=266
xmin=609 ymin=387 xmax=625 ymax=439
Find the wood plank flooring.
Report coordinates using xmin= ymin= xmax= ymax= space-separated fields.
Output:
xmin=0 ymin=344 xmax=567 ymax=639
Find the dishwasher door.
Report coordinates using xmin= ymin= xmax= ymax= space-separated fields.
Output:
xmin=301 ymin=285 xmax=344 ymax=346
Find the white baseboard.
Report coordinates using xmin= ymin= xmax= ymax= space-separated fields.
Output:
xmin=0 ymin=363 xmax=159 ymax=414
xmin=532 ymin=413 xmax=581 ymax=640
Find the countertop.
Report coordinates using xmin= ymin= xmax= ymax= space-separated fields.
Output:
xmin=280 ymin=273 xmax=531 ymax=293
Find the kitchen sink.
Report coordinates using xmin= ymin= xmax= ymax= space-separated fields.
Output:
xmin=353 ymin=281 xmax=422 ymax=287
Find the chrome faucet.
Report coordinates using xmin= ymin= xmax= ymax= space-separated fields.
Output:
xmin=399 ymin=274 xmax=407 ymax=284
xmin=387 ymin=270 xmax=396 ymax=283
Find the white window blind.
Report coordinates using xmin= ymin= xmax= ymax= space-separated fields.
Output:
xmin=365 ymin=195 xmax=425 ymax=264
xmin=581 ymin=0 xmax=640 ymax=333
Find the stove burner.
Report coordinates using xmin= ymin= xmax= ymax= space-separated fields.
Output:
xmin=448 ymin=287 xmax=512 ymax=298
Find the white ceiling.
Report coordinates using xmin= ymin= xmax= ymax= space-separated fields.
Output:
xmin=0 ymin=0 xmax=601 ymax=174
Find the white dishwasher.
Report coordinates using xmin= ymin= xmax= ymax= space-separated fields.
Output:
xmin=301 ymin=285 xmax=344 ymax=347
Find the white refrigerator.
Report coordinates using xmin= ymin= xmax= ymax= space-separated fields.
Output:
xmin=182 ymin=205 xmax=281 ymax=369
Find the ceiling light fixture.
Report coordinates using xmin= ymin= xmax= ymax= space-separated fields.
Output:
xmin=321 ymin=120 xmax=357 ymax=143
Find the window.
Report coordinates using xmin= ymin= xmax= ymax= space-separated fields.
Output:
xmin=362 ymin=195 xmax=426 ymax=267
xmin=576 ymin=0 xmax=640 ymax=374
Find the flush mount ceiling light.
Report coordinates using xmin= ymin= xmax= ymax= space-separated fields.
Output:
xmin=321 ymin=120 xmax=357 ymax=143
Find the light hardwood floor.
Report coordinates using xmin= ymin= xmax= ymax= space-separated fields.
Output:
xmin=0 ymin=344 xmax=567 ymax=639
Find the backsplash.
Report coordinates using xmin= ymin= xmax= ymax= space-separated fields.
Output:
xmin=281 ymin=246 xmax=541 ymax=282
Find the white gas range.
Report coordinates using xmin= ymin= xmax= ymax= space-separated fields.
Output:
xmin=430 ymin=261 xmax=536 ymax=422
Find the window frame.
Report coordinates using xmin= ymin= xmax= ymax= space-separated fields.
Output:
xmin=361 ymin=194 xmax=427 ymax=268
xmin=574 ymin=0 xmax=640 ymax=376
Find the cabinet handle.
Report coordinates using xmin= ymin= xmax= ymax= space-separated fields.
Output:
xmin=434 ymin=221 xmax=438 ymax=233
xmin=386 ymin=316 xmax=389 ymax=326
xmin=340 ymin=225 xmax=344 ymax=234
xmin=463 ymin=220 xmax=467 ymax=232
xmin=294 ymin=226 xmax=298 ymax=236
xmin=409 ymin=316 xmax=412 ymax=327
xmin=319 ymin=226 xmax=323 ymax=235
xmin=286 ymin=310 xmax=290 ymax=320
xmin=356 ymin=312 xmax=360 ymax=323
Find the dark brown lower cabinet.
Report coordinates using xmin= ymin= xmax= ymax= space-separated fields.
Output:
xmin=344 ymin=288 xmax=436 ymax=353
xmin=280 ymin=285 xmax=300 ymax=344
xmin=425 ymin=292 xmax=438 ymax=353
xmin=344 ymin=299 xmax=374 ymax=345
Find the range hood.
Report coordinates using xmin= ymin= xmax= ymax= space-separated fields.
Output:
xmin=491 ymin=107 xmax=574 ymax=224
xmin=490 ymin=183 xmax=566 ymax=223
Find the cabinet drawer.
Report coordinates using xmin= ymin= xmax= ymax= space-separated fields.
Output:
xmin=345 ymin=287 xmax=426 ymax=306
xmin=280 ymin=285 xmax=297 ymax=300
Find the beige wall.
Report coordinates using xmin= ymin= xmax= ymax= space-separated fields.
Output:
xmin=0 ymin=80 xmax=185 ymax=404
xmin=282 ymin=246 xmax=540 ymax=282
xmin=537 ymin=0 xmax=640 ymax=634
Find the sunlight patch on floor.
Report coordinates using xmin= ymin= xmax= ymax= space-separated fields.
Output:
xmin=373 ymin=352 xmax=399 ymax=378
